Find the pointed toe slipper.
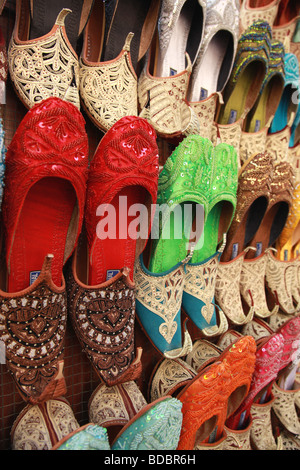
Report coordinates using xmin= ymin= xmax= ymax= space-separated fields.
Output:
xmin=8 ymin=0 xmax=94 ymax=108
xmin=67 ymin=115 xmax=159 ymax=385
xmin=52 ymin=424 xmax=110 ymax=450
xmin=0 ymin=97 xmax=88 ymax=403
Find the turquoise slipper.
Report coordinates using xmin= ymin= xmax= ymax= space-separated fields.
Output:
xmin=53 ymin=424 xmax=110 ymax=450
xmin=269 ymin=52 xmax=300 ymax=144
xmin=88 ymin=381 xmax=183 ymax=451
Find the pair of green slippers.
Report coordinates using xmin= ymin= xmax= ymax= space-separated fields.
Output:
xmin=134 ymin=134 xmax=238 ymax=357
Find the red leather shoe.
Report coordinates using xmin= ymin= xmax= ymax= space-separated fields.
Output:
xmin=84 ymin=115 xmax=159 ymax=284
xmin=0 ymin=96 xmax=89 ymax=403
xmin=66 ymin=115 xmax=159 ymax=386
xmin=2 ymin=96 xmax=89 ymax=292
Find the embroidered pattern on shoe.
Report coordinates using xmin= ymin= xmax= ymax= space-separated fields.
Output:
xmin=67 ymin=271 xmax=137 ymax=386
xmin=0 ymin=285 xmax=67 ymax=402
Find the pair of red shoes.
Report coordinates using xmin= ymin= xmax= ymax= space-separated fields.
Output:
xmin=0 ymin=97 xmax=159 ymax=403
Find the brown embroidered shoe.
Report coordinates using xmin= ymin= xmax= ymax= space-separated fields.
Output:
xmin=0 ymin=255 xmax=67 ymax=404
xmin=66 ymin=248 xmax=142 ymax=387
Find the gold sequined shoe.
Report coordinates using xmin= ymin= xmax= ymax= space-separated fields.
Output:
xmin=138 ymin=0 xmax=206 ymax=139
xmin=290 ymin=19 xmax=300 ymax=63
xmin=79 ymin=0 xmax=160 ymax=132
xmin=8 ymin=0 xmax=94 ymax=109
xmin=276 ymin=182 xmax=300 ymax=262
xmin=239 ymin=0 xmax=280 ymax=36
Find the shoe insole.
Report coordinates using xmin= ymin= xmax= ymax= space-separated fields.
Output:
xmin=8 ymin=177 xmax=76 ymax=292
xmin=156 ymin=0 xmax=203 ymax=77
xmin=218 ymin=61 xmax=265 ymax=125
xmin=270 ymin=85 xmax=297 ymax=133
xmin=191 ymin=204 xmax=222 ymax=264
xmin=88 ymin=185 xmax=148 ymax=285
xmin=246 ymin=75 xmax=284 ymax=133
xmin=148 ymin=201 xmax=202 ymax=273
xmin=245 ymin=202 xmax=290 ymax=260
xmin=101 ymin=0 xmax=152 ymax=71
xmin=221 ymin=196 xmax=268 ymax=262
xmin=29 ymin=0 xmax=90 ymax=51
xmin=189 ymin=32 xmax=231 ymax=102
xmin=246 ymin=82 xmax=269 ymax=133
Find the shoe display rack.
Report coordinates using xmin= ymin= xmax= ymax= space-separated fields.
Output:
xmin=0 ymin=0 xmax=300 ymax=452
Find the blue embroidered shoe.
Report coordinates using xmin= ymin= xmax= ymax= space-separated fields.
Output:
xmin=111 ymin=397 xmax=183 ymax=451
xmin=88 ymin=380 xmax=183 ymax=451
xmin=182 ymin=237 xmax=228 ymax=337
xmin=181 ymin=138 xmax=238 ymax=337
xmin=269 ymin=51 xmax=300 ymax=144
xmin=53 ymin=424 xmax=110 ymax=450
xmin=135 ymin=135 xmax=238 ymax=350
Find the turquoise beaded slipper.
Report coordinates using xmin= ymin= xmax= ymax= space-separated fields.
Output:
xmin=52 ymin=424 xmax=110 ymax=450
xmin=88 ymin=380 xmax=183 ymax=451
xmin=269 ymin=52 xmax=300 ymax=144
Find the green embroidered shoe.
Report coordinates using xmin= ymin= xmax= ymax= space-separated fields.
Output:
xmin=182 ymin=140 xmax=238 ymax=336
xmin=149 ymin=135 xmax=214 ymax=274
xmin=135 ymin=135 xmax=238 ymax=350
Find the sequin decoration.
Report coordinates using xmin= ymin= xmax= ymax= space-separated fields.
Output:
xmin=0 ymin=256 xmax=67 ymax=403
xmin=55 ymin=424 xmax=110 ymax=450
xmin=111 ymin=397 xmax=183 ymax=451
xmin=66 ymin=267 xmax=140 ymax=386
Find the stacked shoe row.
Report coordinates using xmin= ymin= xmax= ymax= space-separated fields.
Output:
xmin=0 ymin=0 xmax=300 ymax=451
